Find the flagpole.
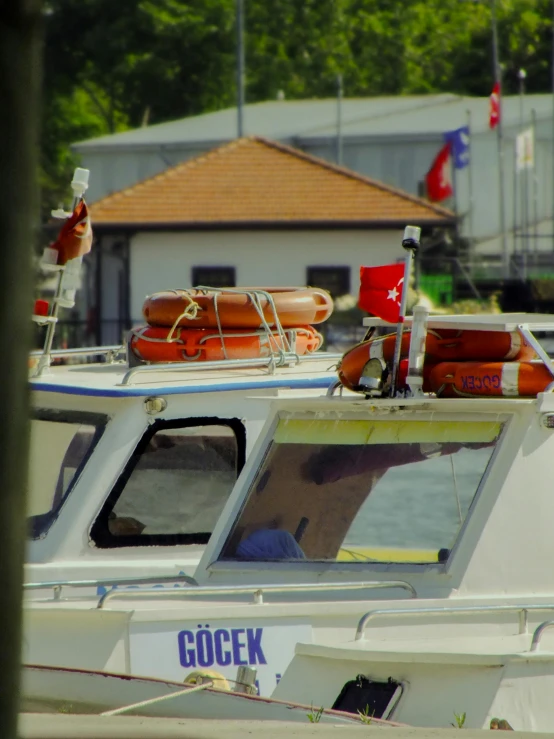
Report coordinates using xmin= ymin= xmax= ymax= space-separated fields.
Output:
xmin=491 ymin=0 xmax=509 ymax=279
xmin=336 ymin=73 xmax=343 ymax=166
xmin=532 ymin=107 xmax=538 ymax=261
xmin=390 ymin=226 xmax=421 ymax=398
xmin=467 ymin=109 xmax=474 ymax=243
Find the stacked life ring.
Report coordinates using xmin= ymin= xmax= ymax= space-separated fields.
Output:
xmin=129 ymin=287 xmax=334 ymax=364
xmin=337 ymin=327 xmax=549 ymax=398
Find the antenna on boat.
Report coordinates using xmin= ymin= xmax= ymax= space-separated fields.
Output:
xmin=389 ymin=225 xmax=421 ymax=397
xmin=31 ymin=167 xmax=91 ymax=377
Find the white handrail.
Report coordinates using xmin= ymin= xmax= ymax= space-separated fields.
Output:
xmin=119 ymin=352 xmax=341 ymax=386
xmin=24 ymin=574 xmax=198 ymax=601
xmin=355 ymin=603 xmax=554 ymax=641
xmin=97 ymin=579 xmax=417 ymax=609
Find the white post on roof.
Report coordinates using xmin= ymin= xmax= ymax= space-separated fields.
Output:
xmin=390 ymin=225 xmax=421 ymax=397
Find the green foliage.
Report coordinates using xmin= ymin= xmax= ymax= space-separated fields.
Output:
xmin=307 ymin=704 xmax=324 ymax=723
xmin=40 ymin=0 xmax=554 ymax=214
xmin=357 ymin=704 xmax=374 ymax=724
xmin=451 ymin=710 xmax=467 ymax=728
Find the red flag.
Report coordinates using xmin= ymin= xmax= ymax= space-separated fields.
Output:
xmin=359 ymin=263 xmax=405 ymax=323
xmin=489 ymin=82 xmax=500 ymax=129
xmin=50 ymin=200 xmax=93 ymax=265
xmin=425 ymin=142 xmax=453 ymax=202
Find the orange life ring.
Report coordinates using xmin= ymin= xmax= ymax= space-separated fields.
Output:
xmin=129 ymin=325 xmax=323 ymax=363
xmin=338 ymin=329 xmax=535 ymax=392
xmin=427 ymin=361 xmax=554 ymax=398
xmin=142 ymin=288 xmax=333 ymax=329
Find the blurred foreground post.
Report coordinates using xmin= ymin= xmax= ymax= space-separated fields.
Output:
xmin=0 ymin=1 xmax=42 ymax=737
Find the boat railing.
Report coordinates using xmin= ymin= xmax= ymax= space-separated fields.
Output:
xmin=355 ymin=603 xmax=554 ymax=643
xmin=530 ymin=620 xmax=554 ymax=652
xmin=96 ymin=579 xmax=417 ymax=609
xmin=29 ymin=344 xmax=125 ymax=363
xmin=23 ymin=574 xmax=198 ymax=601
xmin=118 ymin=351 xmax=342 ymax=385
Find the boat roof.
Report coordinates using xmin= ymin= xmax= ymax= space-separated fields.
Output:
xmin=363 ymin=313 xmax=554 ymax=332
xmin=29 ymin=353 xmax=341 ymax=398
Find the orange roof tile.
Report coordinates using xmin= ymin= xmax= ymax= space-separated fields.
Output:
xmin=89 ymin=137 xmax=454 ymax=228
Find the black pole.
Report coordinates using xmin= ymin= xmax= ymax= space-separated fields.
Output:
xmin=550 ymin=0 xmax=554 ymax=251
xmin=236 ymin=0 xmax=245 ymax=138
xmin=336 ymin=74 xmax=343 ymax=165
xmin=491 ymin=0 xmax=509 ymax=278
xmin=0 ymin=1 xmax=42 ymax=737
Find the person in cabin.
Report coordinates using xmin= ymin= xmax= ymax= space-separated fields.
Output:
xmin=236 ymin=529 xmax=305 ymax=560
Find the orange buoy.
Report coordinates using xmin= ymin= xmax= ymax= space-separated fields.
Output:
xmin=129 ymin=325 xmax=323 ymax=363
xmin=338 ymin=329 xmax=536 ymax=392
xmin=142 ymin=288 xmax=333 ymax=329
xmin=428 ymin=361 xmax=554 ymax=398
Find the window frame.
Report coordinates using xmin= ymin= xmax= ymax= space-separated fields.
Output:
xmin=192 ymin=266 xmax=236 ymax=288
xmin=28 ymin=408 xmax=109 ymax=540
xmin=306 ymin=266 xmax=350 ymax=297
xmin=90 ymin=416 xmax=246 ymax=549
xmin=206 ymin=410 xmax=510 ymax=575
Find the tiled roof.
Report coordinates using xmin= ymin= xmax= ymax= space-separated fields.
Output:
xmin=89 ymin=137 xmax=454 ymax=228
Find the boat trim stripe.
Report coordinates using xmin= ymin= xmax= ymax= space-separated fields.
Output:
xmin=30 ymin=375 xmax=336 ymax=398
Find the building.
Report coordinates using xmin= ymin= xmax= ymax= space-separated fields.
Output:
xmin=82 ymin=136 xmax=454 ymax=345
xmin=73 ymin=93 xmax=554 ymax=277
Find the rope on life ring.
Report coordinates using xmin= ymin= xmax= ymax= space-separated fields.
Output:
xmin=166 ymin=295 xmax=200 ymax=342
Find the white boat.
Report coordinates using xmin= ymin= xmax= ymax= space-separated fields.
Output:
xmin=25 ymin=305 xmax=554 ymax=730
xmin=21 ymin=664 xmax=373 ymax=725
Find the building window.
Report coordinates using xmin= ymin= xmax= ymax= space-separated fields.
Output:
xmin=192 ymin=266 xmax=236 ymax=288
xmin=307 ymin=267 xmax=350 ymax=297
xmin=91 ymin=418 xmax=246 ymax=548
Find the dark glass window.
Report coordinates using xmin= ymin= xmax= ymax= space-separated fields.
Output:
xmin=192 ymin=267 xmax=236 ymax=288
xmin=307 ymin=266 xmax=350 ymax=297
xmin=28 ymin=410 xmax=107 ymax=539
xmin=91 ymin=418 xmax=245 ymax=548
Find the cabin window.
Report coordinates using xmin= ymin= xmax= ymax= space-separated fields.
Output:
xmin=28 ymin=410 xmax=107 ymax=539
xmin=192 ymin=266 xmax=236 ymax=288
xmin=307 ymin=266 xmax=350 ymax=297
xmin=91 ymin=418 xmax=245 ymax=548
xmin=219 ymin=417 xmax=503 ymax=565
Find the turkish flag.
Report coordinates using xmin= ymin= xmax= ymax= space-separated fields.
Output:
xmin=50 ymin=200 xmax=93 ymax=265
xmin=425 ymin=142 xmax=453 ymax=202
xmin=359 ymin=263 xmax=406 ymax=323
xmin=489 ymin=82 xmax=500 ymax=129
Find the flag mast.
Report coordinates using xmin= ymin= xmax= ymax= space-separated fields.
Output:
xmin=390 ymin=225 xmax=421 ymax=397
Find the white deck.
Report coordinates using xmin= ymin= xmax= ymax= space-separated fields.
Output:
xmin=29 ymin=353 xmax=341 ymax=397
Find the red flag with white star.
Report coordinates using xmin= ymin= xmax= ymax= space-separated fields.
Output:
xmin=358 ymin=263 xmax=406 ymax=323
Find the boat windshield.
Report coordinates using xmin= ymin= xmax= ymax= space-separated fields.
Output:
xmin=219 ymin=416 xmax=503 ymax=565
xmin=28 ymin=411 xmax=107 ymax=538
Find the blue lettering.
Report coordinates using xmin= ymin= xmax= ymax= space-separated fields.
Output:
xmin=474 ymin=375 xmax=482 ymax=390
xmin=492 ymin=374 xmax=501 ymax=389
xmin=231 ymin=629 xmax=248 ymax=665
xmin=214 ymin=629 xmax=232 ymax=666
xmin=178 ymin=630 xmax=196 ymax=668
xmin=483 ymin=375 xmax=491 ymax=389
xmin=246 ymin=628 xmax=267 ymax=665
xmin=196 ymin=629 xmax=214 ymax=667
xmin=275 ymin=674 xmax=282 ymax=684
xmin=467 ymin=376 xmax=475 ymax=390
xmin=461 ymin=375 xmax=468 ymax=390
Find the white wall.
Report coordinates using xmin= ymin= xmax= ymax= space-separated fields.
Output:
xmin=129 ymin=229 xmax=403 ymax=322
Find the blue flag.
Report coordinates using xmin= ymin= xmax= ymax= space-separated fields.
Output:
xmin=443 ymin=126 xmax=470 ymax=169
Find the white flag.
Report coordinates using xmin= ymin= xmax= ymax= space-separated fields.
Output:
xmin=515 ymin=127 xmax=534 ymax=171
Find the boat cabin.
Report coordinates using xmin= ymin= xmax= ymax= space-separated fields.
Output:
xmin=26 ymin=347 xmax=341 ymax=588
